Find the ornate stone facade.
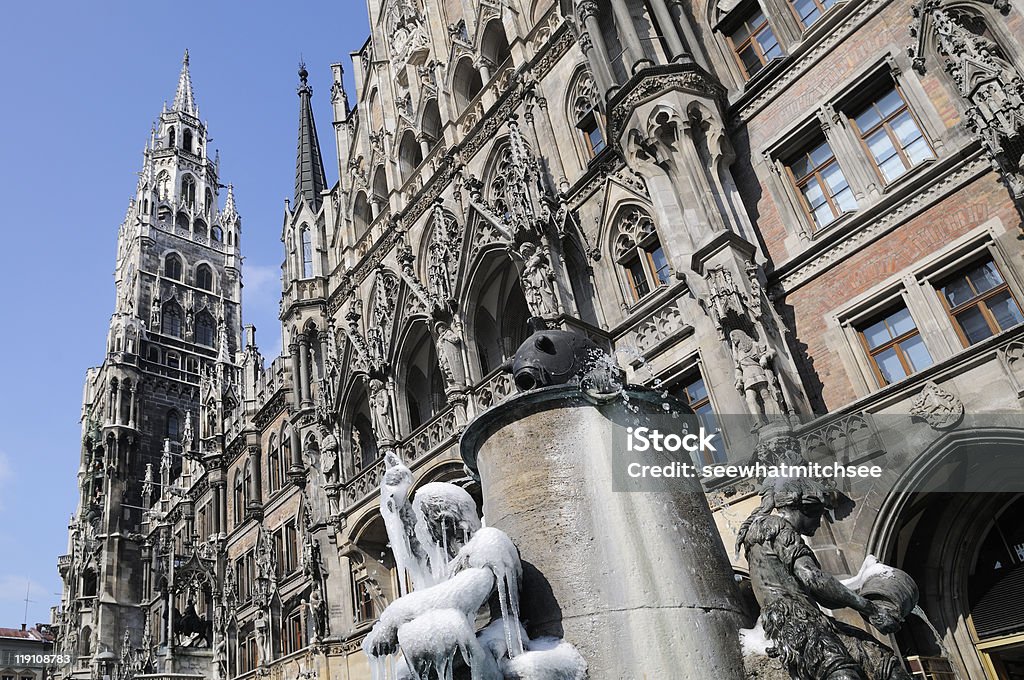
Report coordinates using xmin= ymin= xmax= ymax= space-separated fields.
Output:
xmin=56 ymin=0 xmax=1024 ymax=678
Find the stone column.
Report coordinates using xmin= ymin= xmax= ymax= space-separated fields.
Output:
xmin=247 ymin=447 xmax=262 ymax=512
xmin=667 ymin=0 xmax=710 ymax=71
xmin=461 ymin=386 xmax=747 ymax=679
xmin=651 ymin=0 xmax=688 ymax=61
xmin=610 ymin=0 xmax=647 ymax=72
xmin=298 ymin=335 xmax=313 ymax=407
xmin=289 ymin=427 xmax=304 ymax=476
xmin=577 ymin=1 xmax=617 ymax=91
xmin=289 ymin=342 xmax=302 ymax=408
xmin=128 ymin=384 xmax=137 ymax=429
xmin=216 ymin=483 xmax=227 ymax=537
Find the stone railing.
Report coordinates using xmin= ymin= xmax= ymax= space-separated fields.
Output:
xmin=471 ymin=368 xmax=517 ymax=412
xmin=400 ymin=408 xmax=459 ymax=464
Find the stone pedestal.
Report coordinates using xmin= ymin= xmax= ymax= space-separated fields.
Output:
xmin=461 ymin=385 xmax=747 ymax=678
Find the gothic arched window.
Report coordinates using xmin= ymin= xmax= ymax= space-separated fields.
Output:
xmin=268 ymin=435 xmax=281 ymax=493
xmin=168 ymin=127 xmax=176 ymax=148
xmin=166 ymin=410 xmax=181 ymax=441
xmin=402 ymin=324 xmax=448 ymax=433
xmin=195 ymin=264 xmax=214 ymax=291
xmin=480 ymin=20 xmax=513 ymax=69
xmin=233 ymin=470 xmax=245 ymax=525
xmin=183 ymin=129 xmax=193 ymax=153
xmin=353 ymin=191 xmax=372 ymax=237
xmin=211 ymin=225 xmax=223 ymax=242
xmin=398 ymin=130 xmax=424 ymax=182
xmin=165 ymin=253 xmax=183 ymax=281
xmin=472 ymin=255 xmax=530 ymax=376
xmin=301 ymin=226 xmax=314 ymax=278
xmin=182 ymin=175 xmax=196 ymax=209
xmin=195 ymin=312 xmax=216 ymax=347
xmin=570 ymin=72 xmax=605 ymax=159
xmin=452 ymin=57 xmax=484 ymax=113
xmin=422 ymin=99 xmax=442 ymax=151
xmin=163 ymin=302 xmax=183 ymax=337
xmin=205 ymin=188 xmax=214 ymax=215
xmin=613 ymin=207 xmax=670 ymax=303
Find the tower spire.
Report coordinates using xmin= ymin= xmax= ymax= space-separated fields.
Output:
xmin=295 ymin=62 xmax=328 ymax=211
xmin=173 ymin=49 xmax=197 ymax=115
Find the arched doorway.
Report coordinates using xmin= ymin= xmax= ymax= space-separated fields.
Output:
xmin=870 ymin=431 xmax=1024 ymax=679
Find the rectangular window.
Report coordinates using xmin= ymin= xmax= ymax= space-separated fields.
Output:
xmin=787 ymin=139 xmax=856 ymax=230
xmin=858 ymin=305 xmax=933 ymax=386
xmin=282 ymin=610 xmax=304 ymax=654
xmin=850 ymin=86 xmax=933 ymax=184
xmin=354 ymin=575 xmax=379 ymax=623
xmin=672 ymin=372 xmax=727 ymax=465
xmin=647 ymin=246 xmax=671 ymax=286
xmin=790 ymin=0 xmax=839 ymax=27
xmin=728 ymin=7 xmax=784 ymax=79
xmin=938 ymin=258 xmax=1023 ymax=346
xmin=578 ymin=110 xmax=606 ymax=157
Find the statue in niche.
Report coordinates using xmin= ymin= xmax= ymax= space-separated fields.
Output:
xmin=730 ymin=328 xmax=782 ymax=425
xmin=428 ymin=239 xmax=453 ymax=302
xmin=308 ymin=582 xmax=328 ymax=642
xmin=737 ymin=477 xmax=916 ymax=680
xmin=434 ymin=318 xmax=466 ymax=388
xmin=369 ymin=378 xmax=396 ymax=442
xmin=320 ymin=431 xmax=339 ymax=483
xmin=254 ymin=609 xmax=270 ymax=665
xmin=518 ymin=241 xmax=559 ymax=318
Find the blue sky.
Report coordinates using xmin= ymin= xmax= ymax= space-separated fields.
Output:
xmin=0 ymin=1 xmax=369 ymax=626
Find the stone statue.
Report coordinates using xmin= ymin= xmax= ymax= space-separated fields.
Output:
xmin=434 ymin=319 xmax=466 ymax=388
xmin=730 ymin=329 xmax=782 ymax=424
xmin=518 ymin=241 xmax=559 ymax=318
xmin=369 ymin=378 xmax=396 ymax=442
xmin=428 ymin=239 xmax=453 ymax=302
xmin=254 ymin=609 xmax=270 ymax=666
xmin=737 ymin=477 xmax=914 ymax=680
xmin=308 ymin=582 xmax=328 ymax=642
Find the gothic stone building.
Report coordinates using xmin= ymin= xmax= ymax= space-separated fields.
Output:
xmin=57 ymin=0 xmax=1024 ymax=678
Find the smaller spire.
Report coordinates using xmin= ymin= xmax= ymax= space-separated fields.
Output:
xmin=295 ymin=61 xmax=328 ymax=210
xmin=172 ymin=49 xmax=197 ymax=115
xmin=223 ymin=184 xmax=238 ymax=220
xmin=217 ymin=319 xmax=231 ymax=365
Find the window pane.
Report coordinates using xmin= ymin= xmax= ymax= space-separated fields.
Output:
xmin=821 ymin=163 xmax=849 ymax=195
xmin=812 ymin=202 xmax=837 ymax=228
xmin=628 ymin=259 xmax=650 ymax=299
xmin=684 ymin=376 xmax=708 ymax=404
xmin=808 ymin=141 xmax=835 ymax=168
xmin=867 ymin=129 xmax=898 ymax=166
xmin=802 ymin=178 xmax=827 ymax=209
xmin=892 ymin=112 xmax=923 ymax=147
xmin=876 ymin=88 xmax=904 ymax=118
xmin=887 ymin=307 xmax=917 ymax=336
xmin=589 ymin=127 xmax=606 ymax=154
xmin=793 ymin=0 xmax=821 ymax=26
xmin=757 ymin=28 xmax=782 ymax=60
xmin=942 ymin=275 xmax=975 ymax=308
xmin=904 ymin=137 xmax=933 ymax=166
xmin=899 ymin=334 xmax=933 ymax=372
xmin=987 ymin=290 xmax=1024 ymax=331
xmin=969 ymin=260 xmax=1004 ymax=294
xmin=648 ymin=246 xmax=670 ymax=284
xmin=874 ymin=347 xmax=908 ymax=384
xmin=739 ymin=46 xmax=763 ymax=75
xmin=833 ymin=186 xmax=857 ymax=213
xmin=862 ymin=318 xmax=893 ymax=349
xmin=879 ymin=153 xmax=908 ymax=183
xmin=956 ymin=306 xmax=994 ymax=345
xmin=854 ymin=106 xmax=882 ymax=133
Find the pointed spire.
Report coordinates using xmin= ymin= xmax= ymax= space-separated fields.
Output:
xmin=295 ymin=62 xmax=328 ymax=211
xmin=217 ymin=318 xmax=231 ymax=365
xmin=172 ymin=49 xmax=197 ymax=115
xmin=223 ymin=184 xmax=238 ymax=221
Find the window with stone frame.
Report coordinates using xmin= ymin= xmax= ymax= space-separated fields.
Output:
xmin=162 ymin=301 xmax=183 ymax=337
xmin=353 ymin=572 xmax=381 ymax=623
xmin=856 ymin=304 xmax=933 ymax=386
xmin=282 ymin=608 xmax=305 ymax=655
xmin=613 ymin=207 xmax=670 ymax=303
xmin=268 ymin=435 xmax=281 ymax=493
xmin=847 ymin=83 xmax=934 ymax=185
xmin=239 ymin=633 xmax=258 ymax=674
xmin=275 ymin=521 xmax=299 ymax=577
xmin=571 ymin=72 xmax=605 ymax=159
xmin=181 ymin=175 xmax=196 ymax=209
xmin=164 ymin=253 xmax=183 ymax=280
xmin=300 ymin=225 xmax=314 ymax=278
xmin=195 ymin=311 xmax=216 ymax=347
xmin=724 ymin=2 xmax=784 ymax=79
xmin=233 ymin=470 xmax=245 ymax=525
xmin=670 ymin=370 xmax=727 ymax=465
xmin=937 ymin=256 xmax=1024 ymax=347
xmin=195 ymin=264 xmax=214 ymax=291
xmin=784 ymin=136 xmax=857 ymax=230
xmin=789 ymin=0 xmax=840 ymax=28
